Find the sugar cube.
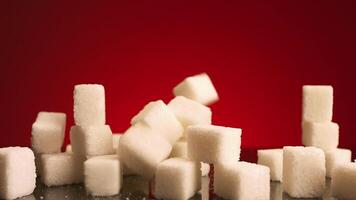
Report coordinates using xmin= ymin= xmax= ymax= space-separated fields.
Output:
xmin=131 ymin=100 xmax=183 ymax=144
xmin=169 ymin=139 xmax=210 ymax=176
xmin=173 ymin=73 xmax=219 ymax=105
xmin=200 ymin=162 xmax=210 ymax=177
xmin=170 ymin=139 xmax=188 ymax=158
xmin=331 ymin=162 xmax=356 ymax=199
xmin=283 ymin=146 xmax=325 ymax=198
xmin=74 ymin=84 xmax=105 ymax=126
xmin=118 ymin=124 xmax=172 ymax=179
xmin=0 ymin=147 xmax=36 ymax=199
xmin=168 ymin=96 xmax=212 ymax=129
xmin=112 ymin=134 xmax=121 ymax=153
xmin=40 ymin=153 xmax=84 ymax=186
xmin=257 ymin=148 xmax=283 ymax=182
xmin=302 ymin=121 xmax=339 ymax=151
xmin=155 ymin=158 xmax=201 ymax=200
xmin=302 ymin=85 xmax=333 ymax=122
xmin=187 ymin=125 xmax=241 ymax=164
xmin=84 ymin=155 xmax=122 ymax=196
xmin=31 ymin=112 xmax=66 ymax=153
xmin=70 ymin=125 xmax=114 ymax=156
xmin=65 ymin=144 xmax=72 ymax=153
xmin=325 ymin=148 xmax=351 ymax=177
xmin=214 ymin=162 xmax=270 ymax=200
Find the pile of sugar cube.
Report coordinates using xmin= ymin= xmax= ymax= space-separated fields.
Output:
xmin=0 ymin=73 xmax=355 ymax=200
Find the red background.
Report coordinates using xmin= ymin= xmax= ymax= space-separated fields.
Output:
xmin=3 ymin=1 xmax=356 ymax=159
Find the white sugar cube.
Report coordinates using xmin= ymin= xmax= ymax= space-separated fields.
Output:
xmin=65 ymin=144 xmax=72 ymax=153
xmin=302 ymin=85 xmax=333 ymax=122
xmin=173 ymin=73 xmax=219 ymax=105
xmin=70 ymin=125 xmax=114 ymax=157
xmin=325 ymin=148 xmax=351 ymax=177
xmin=331 ymin=162 xmax=356 ymax=199
xmin=131 ymin=100 xmax=183 ymax=144
xmin=84 ymin=155 xmax=122 ymax=196
xmin=31 ymin=112 xmax=66 ymax=153
xmin=155 ymin=158 xmax=201 ymax=200
xmin=0 ymin=147 xmax=36 ymax=199
xmin=302 ymin=121 xmax=339 ymax=151
xmin=112 ymin=134 xmax=121 ymax=153
xmin=200 ymin=162 xmax=210 ymax=177
xmin=283 ymin=146 xmax=325 ymax=198
xmin=214 ymin=162 xmax=270 ymax=200
xmin=168 ymin=96 xmax=212 ymax=129
xmin=40 ymin=153 xmax=84 ymax=186
xmin=170 ymin=139 xmax=188 ymax=158
xmin=74 ymin=84 xmax=105 ymax=126
xmin=118 ymin=124 xmax=172 ymax=179
xmin=257 ymin=148 xmax=283 ymax=182
xmin=187 ymin=125 xmax=241 ymax=164
xmin=169 ymin=139 xmax=210 ymax=176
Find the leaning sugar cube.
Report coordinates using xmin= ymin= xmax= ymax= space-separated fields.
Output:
xmin=283 ymin=146 xmax=325 ymax=198
xmin=70 ymin=125 xmax=114 ymax=156
xmin=84 ymin=155 xmax=122 ymax=196
xmin=187 ymin=125 xmax=241 ymax=164
xmin=131 ymin=100 xmax=183 ymax=144
xmin=31 ymin=112 xmax=66 ymax=153
xmin=302 ymin=121 xmax=339 ymax=151
xmin=325 ymin=148 xmax=351 ymax=177
xmin=40 ymin=153 xmax=84 ymax=186
xmin=173 ymin=73 xmax=219 ymax=105
xmin=0 ymin=147 xmax=36 ymax=199
xmin=331 ymin=162 xmax=356 ymax=199
xmin=302 ymin=85 xmax=333 ymax=122
xmin=214 ymin=162 xmax=270 ymax=200
xmin=257 ymin=148 xmax=283 ymax=182
xmin=74 ymin=84 xmax=105 ymax=126
xmin=118 ymin=124 xmax=172 ymax=179
xmin=168 ymin=96 xmax=212 ymax=129
xmin=155 ymin=158 xmax=201 ymax=200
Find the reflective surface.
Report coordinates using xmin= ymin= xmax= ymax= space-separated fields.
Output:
xmin=16 ymin=176 xmax=336 ymax=200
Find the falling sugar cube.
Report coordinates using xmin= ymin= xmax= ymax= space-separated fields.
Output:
xmin=31 ymin=112 xmax=66 ymax=154
xmin=40 ymin=153 xmax=85 ymax=186
xmin=302 ymin=121 xmax=339 ymax=151
xmin=131 ymin=100 xmax=183 ymax=144
xmin=0 ymin=147 xmax=36 ymax=199
xmin=187 ymin=125 xmax=241 ymax=164
xmin=74 ymin=84 xmax=106 ymax=126
xmin=84 ymin=155 xmax=122 ymax=196
xmin=173 ymin=73 xmax=219 ymax=105
xmin=257 ymin=148 xmax=283 ymax=182
xmin=331 ymin=162 xmax=356 ymax=199
xmin=214 ymin=162 xmax=270 ymax=200
xmin=283 ymin=146 xmax=325 ymax=198
xmin=302 ymin=85 xmax=333 ymax=122
xmin=325 ymin=148 xmax=351 ymax=178
xmin=155 ymin=158 xmax=201 ymax=200
xmin=70 ymin=125 xmax=114 ymax=157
